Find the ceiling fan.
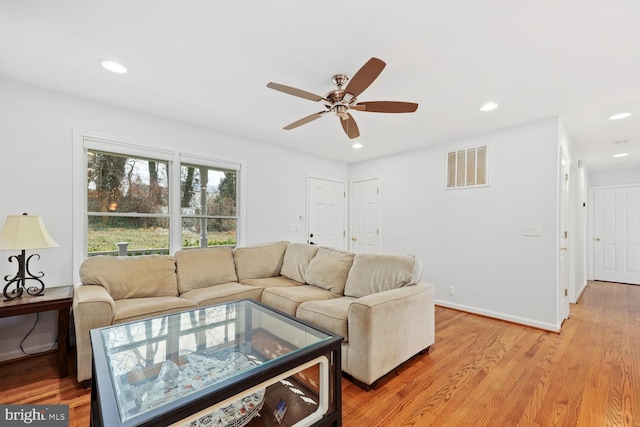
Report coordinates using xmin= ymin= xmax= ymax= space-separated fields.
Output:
xmin=266 ymin=57 xmax=418 ymax=139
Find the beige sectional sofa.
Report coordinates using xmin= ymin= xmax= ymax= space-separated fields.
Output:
xmin=72 ymin=241 xmax=435 ymax=389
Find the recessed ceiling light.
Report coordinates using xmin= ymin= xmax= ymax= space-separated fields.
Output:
xmin=101 ymin=60 xmax=127 ymax=74
xmin=609 ymin=112 xmax=631 ymax=120
xmin=480 ymin=102 xmax=498 ymax=112
xmin=613 ymin=153 xmax=629 ymax=158
xmin=352 ymin=142 xmax=363 ymax=149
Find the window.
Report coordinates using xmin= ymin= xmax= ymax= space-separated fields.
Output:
xmin=180 ymin=163 xmax=238 ymax=248
xmin=87 ymin=150 xmax=171 ymax=255
xmin=447 ymin=145 xmax=488 ymax=188
xmin=74 ymin=132 xmax=242 ymax=262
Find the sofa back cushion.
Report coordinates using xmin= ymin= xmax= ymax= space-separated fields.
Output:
xmin=175 ymin=247 xmax=238 ymax=293
xmin=304 ymin=247 xmax=355 ymax=294
xmin=280 ymin=243 xmax=319 ymax=283
xmin=344 ymin=253 xmax=422 ymax=298
xmin=233 ymin=241 xmax=290 ymax=281
xmin=79 ymin=255 xmax=178 ymax=300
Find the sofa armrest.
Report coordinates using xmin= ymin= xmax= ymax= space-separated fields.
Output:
xmin=72 ymin=285 xmax=116 ymax=383
xmin=346 ymin=281 xmax=435 ymax=386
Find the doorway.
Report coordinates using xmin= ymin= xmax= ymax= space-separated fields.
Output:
xmin=307 ymin=177 xmax=346 ymax=249
xmin=593 ymin=185 xmax=640 ymax=285
xmin=559 ymin=149 xmax=570 ymax=321
xmin=350 ymin=178 xmax=380 ymax=253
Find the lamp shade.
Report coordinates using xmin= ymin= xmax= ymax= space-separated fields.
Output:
xmin=0 ymin=214 xmax=59 ymax=250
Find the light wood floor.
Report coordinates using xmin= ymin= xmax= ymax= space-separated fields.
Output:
xmin=0 ymin=281 xmax=638 ymax=426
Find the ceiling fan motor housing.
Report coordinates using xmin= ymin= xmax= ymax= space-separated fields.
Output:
xmin=326 ymin=89 xmax=346 ymax=104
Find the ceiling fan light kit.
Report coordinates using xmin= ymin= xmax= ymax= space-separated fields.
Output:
xmin=267 ymin=57 xmax=418 ymax=139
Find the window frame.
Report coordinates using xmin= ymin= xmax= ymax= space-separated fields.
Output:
xmin=73 ymin=130 xmax=245 ymax=283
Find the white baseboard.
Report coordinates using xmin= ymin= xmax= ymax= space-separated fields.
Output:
xmin=575 ymin=280 xmax=588 ymax=302
xmin=435 ymin=299 xmax=561 ymax=332
xmin=0 ymin=342 xmax=58 ymax=363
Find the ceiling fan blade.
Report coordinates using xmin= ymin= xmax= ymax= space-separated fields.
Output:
xmin=355 ymin=101 xmax=419 ymax=113
xmin=267 ymin=82 xmax=327 ymax=102
xmin=340 ymin=113 xmax=360 ymax=139
xmin=283 ymin=111 xmax=327 ymax=130
xmin=345 ymin=57 xmax=386 ymax=98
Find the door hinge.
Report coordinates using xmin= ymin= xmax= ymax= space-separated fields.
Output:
xmin=564 ymin=230 xmax=568 ymax=238
xmin=377 ymin=229 xmax=379 ymax=235
xmin=343 ymin=230 xmax=346 ymax=237
xmin=564 ymin=289 xmax=568 ymax=297
xmin=565 ymin=173 xmax=568 ymax=181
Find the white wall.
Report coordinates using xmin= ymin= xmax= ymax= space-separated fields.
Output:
xmin=350 ymin=118 xmax=564 ymax=330
xmin=0 ymin=77 xmax=348 ymax=361
xmin=589 ymin=168 xmax=640 ymax=187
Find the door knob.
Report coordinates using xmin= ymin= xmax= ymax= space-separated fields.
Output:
xmin=351 ymin=237 xmax=357 ymax=241
xmin=595 ymin=237 xmax=600 ymax=241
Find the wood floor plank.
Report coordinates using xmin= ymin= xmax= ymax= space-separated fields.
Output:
xmin=0 ymin=281 xmax=638 ymax=426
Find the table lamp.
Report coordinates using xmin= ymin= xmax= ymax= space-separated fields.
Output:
xmin=0 ymin=213 xmax=59 ymax=301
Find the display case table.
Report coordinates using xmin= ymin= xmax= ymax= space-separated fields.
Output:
xmin=90 ymin=299 xmax=342 ymax=427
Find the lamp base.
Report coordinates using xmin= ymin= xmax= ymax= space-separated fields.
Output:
xmin=3 ymin=251 xmax=46 ymax=301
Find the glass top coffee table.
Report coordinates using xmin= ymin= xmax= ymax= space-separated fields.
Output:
xmin=90 ymin=299 xmax=342 ymax=427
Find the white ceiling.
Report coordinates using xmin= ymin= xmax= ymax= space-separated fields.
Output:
xmin=1 ymin=1 xmax=640 ymax=172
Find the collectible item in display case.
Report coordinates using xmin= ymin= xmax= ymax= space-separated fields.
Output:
xmin=110 ymin=349 xmax=266 ymax=426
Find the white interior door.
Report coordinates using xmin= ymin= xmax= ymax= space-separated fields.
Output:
xmin=559 ymin=150 xmax=570 ymax=321
xmin=594 ymin=186 xmax=640 ymax=285
xmin=307 ymin=177 xmax=345 ymax=249
xmin=350 ymin=178 xmax=380 ymax=253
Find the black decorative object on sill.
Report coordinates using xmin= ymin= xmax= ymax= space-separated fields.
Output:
xmin=0 ymin=213 xmax=59 ymax=301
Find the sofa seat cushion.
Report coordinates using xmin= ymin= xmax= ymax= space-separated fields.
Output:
xmin=80 ymin=255 xmax=178 ymax=300
xmin=261 ymin=285 xmax=341 ymax=316
xmin=296 ymin=297 xmax=355 ymax=341
xmin=344 ymin=253 xmax=423 ymax=298
xmin=180 ymin=282 xmax=263 ymax=307
xmin=280 ymin=243 xmax=319 ymax=283
xmin=175 ymin=247 xmax=238 ymax=293
xmin=304 ymin=247 xmax=355 ymax=294
xmin=240 ymin=276 xmax=303 ymax=289
xmin=113 ymin=297 xmax=196 ymax=323
xmin=234 ymin=241 xmax=290 ymax=281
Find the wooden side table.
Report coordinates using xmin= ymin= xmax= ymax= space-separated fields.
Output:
xmin=0 ymin=285 xmax=74 ymax=377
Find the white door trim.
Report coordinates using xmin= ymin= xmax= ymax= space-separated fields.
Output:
xmin=558 ymin=148 xmax=570 ymax=323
